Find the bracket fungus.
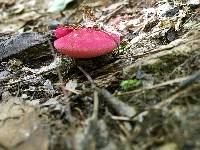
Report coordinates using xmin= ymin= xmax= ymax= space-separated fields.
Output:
xmin=54 ymin=27 xmax=120 ymax=58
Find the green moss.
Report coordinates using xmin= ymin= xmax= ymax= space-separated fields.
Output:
xmin=142 ymin=53 xmax=189 ymax=76
xmin=120 ymin=79 xmax=141 ymax=91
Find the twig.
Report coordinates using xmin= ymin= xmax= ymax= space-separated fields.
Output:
xmin=154 ymin=88 xmax=190 ymax=109
xmin=133 ymin=87 xmax=191 ymax=121
xmin=118 ymin=121 xmax=131 ymax=137
xmin=110 ymin=115 xmax=131 ymax=121
xmin=99 ymin=88 xmax=137 ymax=117
xmin=97 ymin=0 xmax=128 ymax=23
xmin=133 ymin=70 xmax=200 ymax=121
xmin=77 ymin=65 xmax=95 ymax=86
xmin=64 ymin=87 xmax=82 ymax=95
xmin=92 ymin=90 xmax=99 ymax=120
xmin=77 ymin=66 xmax=99 ymax=119
xmin=179 ymin=69 xmax=200 ymax=89
xmin=48 ymin=39 xmax=75 ymax=122
xmin=125 ymin=28 xmax=200 ymax=58
xmin=47 ymin=40 xmax=68 ymax=101
xmin=130 ymin=38 xmax=184 ymax=58
xmin=78 ymin=66 xmax=136 ymax=118
xmin=116 ymin=76 xmax=189 ymax=96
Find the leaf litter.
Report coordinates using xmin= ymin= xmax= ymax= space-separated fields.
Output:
xmin=0 ymin=0 xmax=200 ymax=149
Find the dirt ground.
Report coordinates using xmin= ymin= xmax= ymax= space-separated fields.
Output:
xmin=0 ymin=0 xmax=200 ymax=149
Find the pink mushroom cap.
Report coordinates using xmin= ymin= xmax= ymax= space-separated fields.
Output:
xmin=54 ymin=28 xmax=120 ymax=58
xmin=54 ymin=26 xmax=74 ymax=39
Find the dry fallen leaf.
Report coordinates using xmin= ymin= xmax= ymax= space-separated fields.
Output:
xmin=0 ymin=93 xmax=49 ymax=150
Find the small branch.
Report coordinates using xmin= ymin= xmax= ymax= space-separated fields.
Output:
xmin=77 ymin=66 xmax=99 ymax=120
xmin=97 ymin=0 xmax=128 ymax=23
xmin=92 ymin=90 xmax=99 ymax=120
xmin=133 ymin=70 xmax=200 ymax=121
xmin=99 ymin=88 xmax=137 ymax=117
xmin=78 ymin=66 xmax=136 ymax=118
xmin=110 ymin=115 xmax=131 ymax=121
xmin=116 ymin=76 xmax=189 ymax=96
xmin=77 ymin=66 xmax=94 ymax=86
xmin=179 ymin=69 xmax=200 ymax=89
xmin=47 ymin=40 xmax=69 ymax=101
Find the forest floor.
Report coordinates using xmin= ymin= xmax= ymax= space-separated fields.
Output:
xmin=0 ymin=0 xmax=200 ymax=149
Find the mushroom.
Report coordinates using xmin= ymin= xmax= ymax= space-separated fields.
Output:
xmin=54 ymin=27 xmax=120 ymax=58
xmin=54 ymin=26 xmax=74 ymax=39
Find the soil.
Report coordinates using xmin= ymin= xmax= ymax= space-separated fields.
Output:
xmin=0 ymin=0 xmax=200 ymax=150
